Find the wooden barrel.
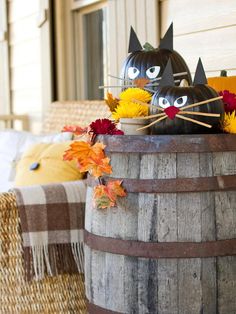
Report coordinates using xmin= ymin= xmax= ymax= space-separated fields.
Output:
xmin=85 ymin=134 xmax=236 ymax=314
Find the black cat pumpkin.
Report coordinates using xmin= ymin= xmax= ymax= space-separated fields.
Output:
xmin=120 ymin=23 xmax=192 ymax=93
xmin=145 ymin=58 xmax=224 ymax=134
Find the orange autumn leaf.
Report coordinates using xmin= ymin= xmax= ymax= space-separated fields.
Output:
xmin=106 ymin=180 xmax=127 ymax=200
xmin=63 ymin=142 xmax=83 ymax=161
xmin=62 ymin=125 xmax=88 ymax=136
xmin=93 ymin=180 xmax=126 ymax=209
xmin=63 ymin=140 xmax=111 ymax=177
xmin=79 ymin=156 xmax=112 ymax=178
xmin=93 ymin=185 xmax=112 ymax=209
xmin=105 ymin=92 xmax=119 ymax=112
xmin=94 ymin=184 xmax=106 ymax=198
xmin=63 ymin=141 xmax=106 ymax=163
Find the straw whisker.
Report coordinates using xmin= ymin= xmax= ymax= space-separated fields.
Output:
xmin=99 ymin=85 xmax=134 ymax=89
xmin=175 ymin=114 xmax=212 ymax=128
xmin=178 ymin=111 xmax=220 ymax=118
xmin=146 ymin=79 xmax=180 ymax=87
xmin=137 ymin=115 xmax=168 ymax=131
xmin=181 ymin=96 xmax=223 ymax=111
xmin=149 ymin=71 xmax=188 ymax=83
xmin=136 ymin=112 xmax=166 ymax=120
xmin=143 ymin=87 xmax=156 ymax=93
xmin=108 ymin=74 xmax=132 ymax=82
xmin=132 ymin=98 xmax=164 ymax=111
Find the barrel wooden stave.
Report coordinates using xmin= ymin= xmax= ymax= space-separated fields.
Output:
xmin=85 ymin=135 xmax=236 ymax=314
xmin=218 ymin=256 xmax=236 ymax=313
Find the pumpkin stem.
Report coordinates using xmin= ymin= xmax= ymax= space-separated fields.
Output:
xmin=143 ymin=42 xmax=155 ymax=51
xmin=220 ymin=70 xmax=227 ymax=77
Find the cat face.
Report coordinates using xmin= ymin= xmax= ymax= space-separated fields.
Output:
xmin=121 ymin=49 xmax=192 ymax=92
xmin=144 ymin=59 xmax=224 ymax=134
xmin=157 ymin=91 xmax=188 ymax=120
xmin=120 ymin=25 xmax=192 ymax=91
xmin=152 ymin=86 xmax=197 ymax=119
xmin=121 ymin=51 xmax=162 ymax=81
xmin=150 ymin=85 xmax=223 ymax=134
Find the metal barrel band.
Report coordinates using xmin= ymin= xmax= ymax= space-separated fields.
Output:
xmin=87 ymin=174 xmax=236 ymax=193
xmin=87 ymin=302 xmax=122 ymax=314
xmin=84 ymin=230 xmax=236 ymax=259
xmin=97 ymin=134 xmax=236 ymax=153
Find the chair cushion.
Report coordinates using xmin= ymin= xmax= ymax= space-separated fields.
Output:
xmin=0 ymin=130 xmax=73 ymax=192
xmin=14 ymin=141 xmax=83 ymax=186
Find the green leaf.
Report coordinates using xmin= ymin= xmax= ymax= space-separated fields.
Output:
xmin=143 ymin=42 xmax=155 ymax=51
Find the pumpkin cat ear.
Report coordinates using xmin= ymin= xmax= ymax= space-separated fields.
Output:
xmin=159 ymin=59 xmax=175 ymax=87
xmin=128 ymin=26 xmax=142 ymax=53
xmin=159 ymin=23 xmax=173 ymax=51
xmin=193 ymin=58 xmax=207 ymax=85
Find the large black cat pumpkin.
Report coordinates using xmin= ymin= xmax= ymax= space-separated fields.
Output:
xmin=147 ymin=58 xmax=224 ymax=134
xmin=120 ymin=23 xmax=192 ymax=92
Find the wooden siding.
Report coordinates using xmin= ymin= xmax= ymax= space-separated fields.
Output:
xmin=8 ymin=0 xmax=42 ymax=132
xmin=108 ymin=0 xmax=159 ymax=96
xmin=161 ymin=0 xmax=236 ymax=77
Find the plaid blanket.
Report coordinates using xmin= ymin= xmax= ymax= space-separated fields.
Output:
xmin=14 ymin=180 xmax=86 ymax=281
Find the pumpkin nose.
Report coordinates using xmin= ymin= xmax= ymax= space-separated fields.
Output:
xmin=164 ymin=106 xmax=180 ymax=120
xmin=134 ymin=78 xmax=150 ymax=88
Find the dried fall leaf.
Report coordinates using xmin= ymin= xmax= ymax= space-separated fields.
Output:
xmin=62 ymin=125 xmax=88 ymax=136
xmin=63 ymin=141 xmax=106 ymax=163
xmin=94 ymin=186 xmax=115 ymax=209
xmin=79 ymin=156 xmax=112 ymax=178
xmin=93 ymin=180 xmax=126 ymax=209
xmin=106 ymin=180 xmax=127 ymax=200
xmin=105 ymin=92 xmax=119 ymax=112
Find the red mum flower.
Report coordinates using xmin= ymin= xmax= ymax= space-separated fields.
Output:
xmin=112 ymin=129 xmax=124 ymax=135
xmin=219 ymin=90 xmax=236 ymax=113
xmin=89 ymin=119 xmax=124 ymax=135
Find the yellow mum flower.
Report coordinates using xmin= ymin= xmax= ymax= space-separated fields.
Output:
xmin=119 ymin=88 xmax=152 ymax=103
xmin=222 ymin=111 xmax=236 ymax=134
xmin=112 ymin=102 xmax=148 ymax=120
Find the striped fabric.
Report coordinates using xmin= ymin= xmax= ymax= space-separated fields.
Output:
xmin=14 ymin=180 xmax=86 ymax=281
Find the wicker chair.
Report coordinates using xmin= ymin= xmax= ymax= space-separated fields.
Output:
xmin=0 ymin=101 xmax=109 ymax=313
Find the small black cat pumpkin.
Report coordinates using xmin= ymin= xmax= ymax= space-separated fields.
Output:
xmin=149 ymin=59 xmax=224 ymax=134
xmin=120 ymin=23 xmax=192 ymax=92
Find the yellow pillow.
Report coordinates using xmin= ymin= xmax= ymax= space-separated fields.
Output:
xmin=14 ymin=142 xmax=83 ymax=187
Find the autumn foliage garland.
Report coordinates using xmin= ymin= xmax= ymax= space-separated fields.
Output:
xmin=63 ymin=119 xmax=126 ymax=209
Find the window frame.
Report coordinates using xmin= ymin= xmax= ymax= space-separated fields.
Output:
xmin=70 ymin=0 xmax=102 ymax=10
xmin=71 ymin=0 xmax=107 ymax=99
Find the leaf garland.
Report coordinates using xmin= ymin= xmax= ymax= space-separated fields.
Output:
xmin=63 ymin=119 xmax=126 ymax=209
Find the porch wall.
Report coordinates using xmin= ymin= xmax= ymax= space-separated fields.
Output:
xmin=108 ymin=0 xmax=159 ymax=83
xmin=160 ymin=0 xmax=236 ymax=77
xmin=8 ymin=0 xmax=42 ymax=132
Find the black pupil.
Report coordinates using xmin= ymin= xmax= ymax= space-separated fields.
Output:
xmin=133 ymin=68 xmax=137 ymax=73
xmin=163 ymin=99 xmax=168 ymax=105
xmin=177 ymin=98 xmax=183 ymax=104
xmin=150 ymin=67 xmax=155 ymax=73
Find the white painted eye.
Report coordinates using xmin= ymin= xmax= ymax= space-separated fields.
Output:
xmin=174 ymin=96 xmax=188 ymax=108
xmin=158 ymin=97 xmax=170 ymax=109
xmin=146 ymin=66 xmax=161 ymax=79
xmin=128 ymin=67 xmax=140 ymax=79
